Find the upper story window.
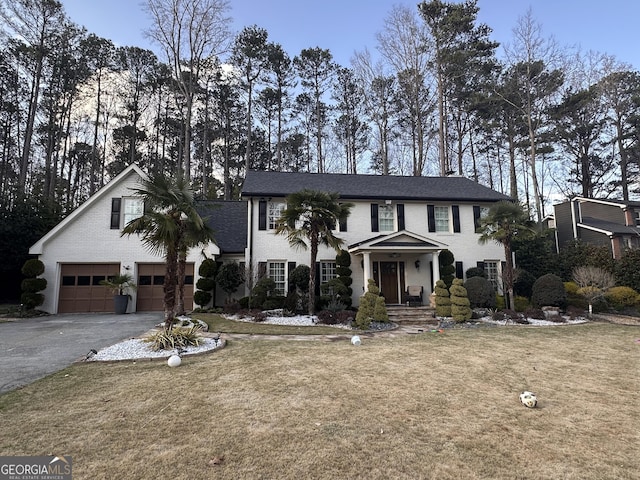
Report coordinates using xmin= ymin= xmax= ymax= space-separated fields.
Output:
xmin=123 ymin=198 xmax=144 ymax=226
xmin=434 ymin=206 xmax=449 ymax=232
xmin=268 ymin=202 xmax=285 ymax=230
xmin=378 ymin=204 xmax=394 ymax=231
xmin=111 ymin=197 xmax=143 ymax=229
xmin=634 ymin=210 xmax=640 ymax=226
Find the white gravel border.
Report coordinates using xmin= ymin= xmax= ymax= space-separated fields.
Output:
xmin=86 ymin=337 xmax=223 ymax=362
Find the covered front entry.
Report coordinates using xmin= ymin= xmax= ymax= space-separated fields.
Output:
xmin=349 ymin=231 xmax=448 ymax=306
xmin=136 ymin=263 xmax=195 ymax=311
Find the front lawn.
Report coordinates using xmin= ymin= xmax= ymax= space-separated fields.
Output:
xmin=1 ymin=323 xmax=638 ymax=479
xmin=194 ymin=312 xmax=353 ymax=335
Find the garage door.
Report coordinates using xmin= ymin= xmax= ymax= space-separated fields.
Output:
xmin=136 ymin=263 xmax=194 ymax=311
xmin=58 ymin=264 xmax=120 ymax=313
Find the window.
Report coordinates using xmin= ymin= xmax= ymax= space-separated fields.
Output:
xmin=268 ymin=202 xmax=285 ymax=230
xmin=635 ymin=210 xmax=640 ymax=226
xmin=123 ymin=198 xmax=144 ymax=226
xmin=484 ymin=261 xmax=499 ymax=290
xmin=435 ymin=206 xmax=449 ymax=232
xmin=378 ymin=204 xmax=394 ymax=231
xmin=320 ymin=261 xmax=336 ymax=284
xmin=268 ymin=261 xmax=286 ymax=294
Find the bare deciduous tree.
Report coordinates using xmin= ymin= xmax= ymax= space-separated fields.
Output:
xmin=144 ymin=0 xmax=232 ymax=180
xmin=573 ymin=266 xmax=615 ymax=315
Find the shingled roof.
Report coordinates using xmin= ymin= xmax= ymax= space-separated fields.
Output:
xmin=197 ymin=200 xmax=247 ymax=254
xmin=242 ymin=170 xmax=511 ymax=202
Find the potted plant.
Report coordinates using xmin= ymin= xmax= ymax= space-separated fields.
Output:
xmin=100 ymin=273 xmax=137 ymax=314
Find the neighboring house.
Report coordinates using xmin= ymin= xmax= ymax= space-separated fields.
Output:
xmin=241 ymin=170 xmax=510 ymax=306
xmin=553 ymin=197 xmax=640 ymax=259
xmin=30 ymin=166 xmax=510 ymax=314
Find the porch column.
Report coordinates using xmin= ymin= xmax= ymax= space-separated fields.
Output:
xmin=432 ymin=251 xmax=441 ymax=288
xmin=363 ymin=252 xmax=372 ymax=289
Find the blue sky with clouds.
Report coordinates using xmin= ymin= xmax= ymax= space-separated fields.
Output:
xmin=61 ymin=0 xmax=640 ymax=70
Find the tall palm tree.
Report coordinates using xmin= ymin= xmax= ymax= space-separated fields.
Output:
xmin=478 ymin=200 xmax=535 ymax=311
xmin=122 ymin=174 xmax=214 ymax=328
xmin=275 ymin=190 xmax=353 ymax=315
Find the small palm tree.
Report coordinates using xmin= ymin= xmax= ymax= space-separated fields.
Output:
xmin=478 ymin=201 xmax=535 ymax=311
xmin=122 ymin=174 xmax=214 ymax=329
xmin=275 ymin=190 xmax=353 ymax=315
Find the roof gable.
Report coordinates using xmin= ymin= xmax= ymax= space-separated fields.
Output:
xmin=349 ymin=230 xmax=448 ymax=252
xmin=242 ymin=170 xmax=511 ymax=202
xmin=29 ymin=164 xmax=146 ymax=254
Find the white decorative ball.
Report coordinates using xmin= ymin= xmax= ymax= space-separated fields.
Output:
xmin=519 ymin=391 xmax=537 ymax=408
xmin=351 ymin=335 xmax=361 ymax=346
xmin=167 ymin=355 xmax=182 ymax=367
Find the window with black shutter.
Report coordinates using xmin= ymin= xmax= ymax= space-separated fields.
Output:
xmin=371 ymin=204 xmax=379 ymax=232
xmin=427 ymin=205 xmax=436 ymax=232
xmin=258 ymin=200 xmax=267 ymax=231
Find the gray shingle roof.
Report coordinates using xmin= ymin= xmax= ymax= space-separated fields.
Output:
xmin=242 ymin=170 xmax=511 ymax=202
xmin=579 ymin=217 xmax=640 ymax=236
xmin=196 ymin=200 xmax=247 ymax=254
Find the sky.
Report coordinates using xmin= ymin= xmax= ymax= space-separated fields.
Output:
xmin=59 ymin=0 xmax=640 ymax=71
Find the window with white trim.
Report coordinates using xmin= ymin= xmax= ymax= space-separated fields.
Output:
xmin=268 ymin=261 xmax=286 ymax=294
xmin=123 ymin=198 xmax=144 ymax=226
xmin=378 ymin=204 xmax=394 ymax=231
xmin=320 ymin=261 xmax=337 ymax=284
xmin=268 ymin=202 xmax=285 ymax=230
xmin=484 ymin=260 xmax=499 ymax=291
xmin=435 ymin=206 xmax=449 ymax=232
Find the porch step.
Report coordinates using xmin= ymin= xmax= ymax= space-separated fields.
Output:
xmin=386 ymin=306 xmax=438 ymax=325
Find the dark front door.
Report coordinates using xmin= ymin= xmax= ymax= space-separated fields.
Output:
xmin=380 ymin=261 xmax=399 ymax=304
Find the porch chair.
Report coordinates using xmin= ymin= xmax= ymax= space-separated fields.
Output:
xmin=405 ymin=285 xmax=423 ymax=307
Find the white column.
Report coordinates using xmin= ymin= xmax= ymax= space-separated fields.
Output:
xmin=363 ymin=251 xmax=371 ymax=290
xmin=431 ymin=251 xmax=440 ymax=288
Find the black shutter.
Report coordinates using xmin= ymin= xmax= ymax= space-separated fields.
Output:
xmin=397 ymin=203 xmax=405 ymax=230
xmin=427 ymin=205 xmax=435 ymax=232
xmin=110 ymin=198 xmax=121 ymax=229
xmin=473 ymin=206 xmax=481 ymax=233
xmin=315 ymin=262 xmax=321 ymax=295
xmin=287 ymin=262 xmax=296 ymax=293
xmin=371 ymin=204 xmax=379 ymax=232
xmin=455 ymin=261 xmax=463 ymax=279
xmin=258 ymin=200 xmax=267 ymax=230
xmin=452 ymin=205 xmax=460 ymax=233
xmin=339 ymin=216 xmax=347 ymax=232
xmin=258 ymin=262 xmax=267 ymax=278
xmin=477 ymin=261 xmax=485 ymax=272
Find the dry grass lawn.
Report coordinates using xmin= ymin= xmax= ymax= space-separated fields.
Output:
xmin=1 ymin=323 xmax=639 ymax=479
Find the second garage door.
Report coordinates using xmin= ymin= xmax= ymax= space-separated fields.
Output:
xmin=136 ymin=263 xmax=194 ymax=311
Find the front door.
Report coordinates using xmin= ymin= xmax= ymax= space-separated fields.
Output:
xmin=380 ymin=261 xmax=399 ymax=304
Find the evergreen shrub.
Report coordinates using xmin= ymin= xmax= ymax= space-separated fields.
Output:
xmin=464 ymin=276 xmax=495 ymax=308
xmin=450 ymin=278 xmax=471 ymax=322
xmin=531 ymin=273 xmax=567 ymax=308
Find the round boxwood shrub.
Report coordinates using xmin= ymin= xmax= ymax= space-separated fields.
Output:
xmin=464 ymin=276 xmax=496 ymax=308
xmin=465 ymin=267 xmax=486 ymax=279
xmin=196 ymin=277 xmax=216 ymax=292
xmin=604 ymin=286 xmax=640 ymax=311
xmin=21 ymin=259 xmax=45 ymax=278
xmin=21 ymin=277 xmax=47 ymax=293
xmin=289 ymin=264 xmax=310 ymax=293
xmin=531 ymin=273 xmax=567 ymax=308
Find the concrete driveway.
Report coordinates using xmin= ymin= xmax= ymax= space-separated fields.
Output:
xmin=0 ymin=312 xmax=162 ymax=394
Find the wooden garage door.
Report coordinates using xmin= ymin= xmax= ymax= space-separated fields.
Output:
xmin=58 ymin=264 xmax=120 ymax=313
xmin=137 ymin=263 xmax=194 ymax=312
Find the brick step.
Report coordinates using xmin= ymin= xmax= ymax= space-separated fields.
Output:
xmin=386 ymin=306 xmax=438 ymax=325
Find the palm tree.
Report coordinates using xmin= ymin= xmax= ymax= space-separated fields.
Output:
xmin=122 ymin=174 xmax=214 ymax=329
xmin=275 ymin=190 xmax=353 ymax=315
xmin=478 ymin=201 xmax=535 ymax=311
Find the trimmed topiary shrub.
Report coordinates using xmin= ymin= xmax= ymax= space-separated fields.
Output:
xmin=434 ymin=279 xmax=451 ymax=317
xmin=21 ymin=259 xmax=46 ymax=310
xmin=604 ymin=286 xmax=640 ymax=311
xmin=335 ymin=249 xmax=353 ymax=308
xmin=465 ymin=276 xmax=496 ymax=308
xmin=531 ymin=273 xmax=567 ymax=309
xmin=355 ymin=279 xmax=387 ymax=330
xmin=439 ymin=250 xmax=455 ymax=288
xmin=450 ymin=278 xmax=471 ymax=322
xmin=465 ymin=266 xmax=486 ymax=279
